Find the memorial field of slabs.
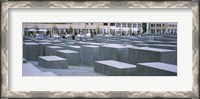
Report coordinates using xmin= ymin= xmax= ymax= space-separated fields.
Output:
xmin=22 ymin=22 xmax=177 ymax=76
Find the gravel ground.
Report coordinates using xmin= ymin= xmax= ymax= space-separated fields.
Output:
xmin=28 ymin=61 xmax=105 ymax=76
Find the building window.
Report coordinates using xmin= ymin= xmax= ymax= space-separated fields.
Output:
xmin=162 ymin=24 xmax=165 ymax=27
xmin=151 ymin=29 xmax=155 ymax=33
xmin=133 ymin=24 xmax=137 ymax=28
xmin=85 ymin=23 xmax=89 ymax=25
xmin=116 ymin=23 xmax=121 ymax=27
xmin=127 ymin=23 xmax=132 ymax=28
xmin=110 ymin=23 xmax=115 ymax=26
xmin=90 ymin=23 xmax=93 ymax=25
xmin=138 ymin=24 xmax=141 ymax=28
xmin=157 ymin=24 xmax=161 ymax=27
xmin=151 ymin=24 xmax=155 ymax=27
xmin=122 ymin=23 xmax=126 ymax=27
xmin=103 ymin=23 xmax=108 ymax=26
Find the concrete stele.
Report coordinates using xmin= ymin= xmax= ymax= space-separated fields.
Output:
xmin=56 ymin=50 xmax=80 ymax=66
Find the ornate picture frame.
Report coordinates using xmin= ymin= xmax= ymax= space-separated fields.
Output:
xmin=1 ymin=1 xmax=199 ymax=98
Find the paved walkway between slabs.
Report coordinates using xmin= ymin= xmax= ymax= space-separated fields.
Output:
xmin=27 ymin=61 xmax=105 ymax=76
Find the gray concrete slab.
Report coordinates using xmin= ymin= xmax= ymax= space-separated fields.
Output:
xmin=53 ymin=43 xmax=66 ymax=46
xmin=51 ymin=40 xmax=62 ymax=44
xmin=28 ymin=60 xmax=104 ymax=76
xmin=81 ymin=45 xmax=99 ymax=66
xmin=24 ymin=40 xmax=33 ymax=42
xmin=154 ymin=37 xmax=177 ymax=41
xmin=94 ymin=60 xmax=136 ymax=76
xmin=23 ymin=42 xmax=39 ymax=61
xmin=148 ymin=44 xmax=177 ymax=50
xmin=67 ymin=45 xmax=81 ymax=52
xmin=45 ymin=46 xmax=64 ymax=56
xmin=136 ymin=62 xmax=177 ymax=76
xmin=145 ymin=40 xmax=163 ymax=44
xmin=38 ymin=56 xmax=68 ymax=69
xmin=65 ymin=42 xmax=75 ymax=45
xmin=128 ymin=47 xmax=177 ymax=65
xmin=99 ymin=44 xmax=129 ymax=63
xmin=134 ymin=44 xmax=149 ymax=47
xmin=39 ymin=42 xmax=52 ymax=56
xmin=131 ymin=41 xmax=145 ymax=45
xmin=56 ymin=50 xmax=80 ymax=66
xmin=75 ymin=41 xmax=88 ymax=46
xmin=85 ymin=42 xmax=108 ymax=46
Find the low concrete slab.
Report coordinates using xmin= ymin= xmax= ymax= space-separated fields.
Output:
xmin=67 ymin=45 xmax=81 ymax=52
xmin=99 ymin=44 xmax=129 ymax=63
xmin=45 ymin=46 xmax=64 ymax=56
xmin=129 ymin=47 xmax=177 ymax=65
xmin=94 ymin=60 xmax=136 ymax=76
xmin=56 ymin=50 xmax=80 ymax=66
xmin=38 ymin=56 xmax=68 ymax=69
xmin=148 ymin=44 xmax=177 ymax=50
xmin=136 ymin=62 xmax=177 ymax=76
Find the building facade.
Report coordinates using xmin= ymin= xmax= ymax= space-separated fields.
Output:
xmin=23 ymin=22 xmax=177 ymax=35
xmin=149 ymin=22 xmax=177 ymax=34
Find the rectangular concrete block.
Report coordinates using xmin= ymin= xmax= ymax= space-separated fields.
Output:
xmin=67 ymin=45 xmax=81 ymax=52
xmin=86 ymin=42 xmax=108 ymax=46
xmin=75 ymin=41 xmax=88 ymax=46
xmin=131 ymin=41 xmax=145 ymax=45
xmin=56 ymin=50 xmax=80 ymax=66
xmin=39 ymin=42 xmax=52 ymax=56
xmin=128 ymin=47 xmax=177 ymax=65
xmin=136 ymin=62 xmax=177 ymax=76
xmin=24 ymin=40 xmax=33 ymax=42
xmin=99 ymin=44 xmax=129 ymax=63
xmin=51 ymin=40 xmax=62 ymax=44
xmin=145 ymin=40 xmax=177 ymax=45
xmin=164 ymin=41 xmax=177 ymax=45
xmin=134 ymin=44 xmax=149 ymax=47
xmin=45 ymin=46 xmax=64 ymax=56
xmin=53 ymin=42 xmax=66 ymax=45
xmin=23 ymin=42 xmax=39 ymax=61
xmin=65 ymin=42 xmax=75 ymax=45
xmin=38 ymin=56 xmax=68 ymax=69
xmin=148 ymin=44 xmax=177 ymax=50
xmin=37 ymin=40 xmax=51 ymax=43
xmin=154 ymin=37 xmax=177 ymax=42
xmin=145 ymin=41 xmax=164 ymax=44
xmin=94 ymin=60 xmax=136 ymax=76
xmin=81 ymin=45 xmax=99 ymax=66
